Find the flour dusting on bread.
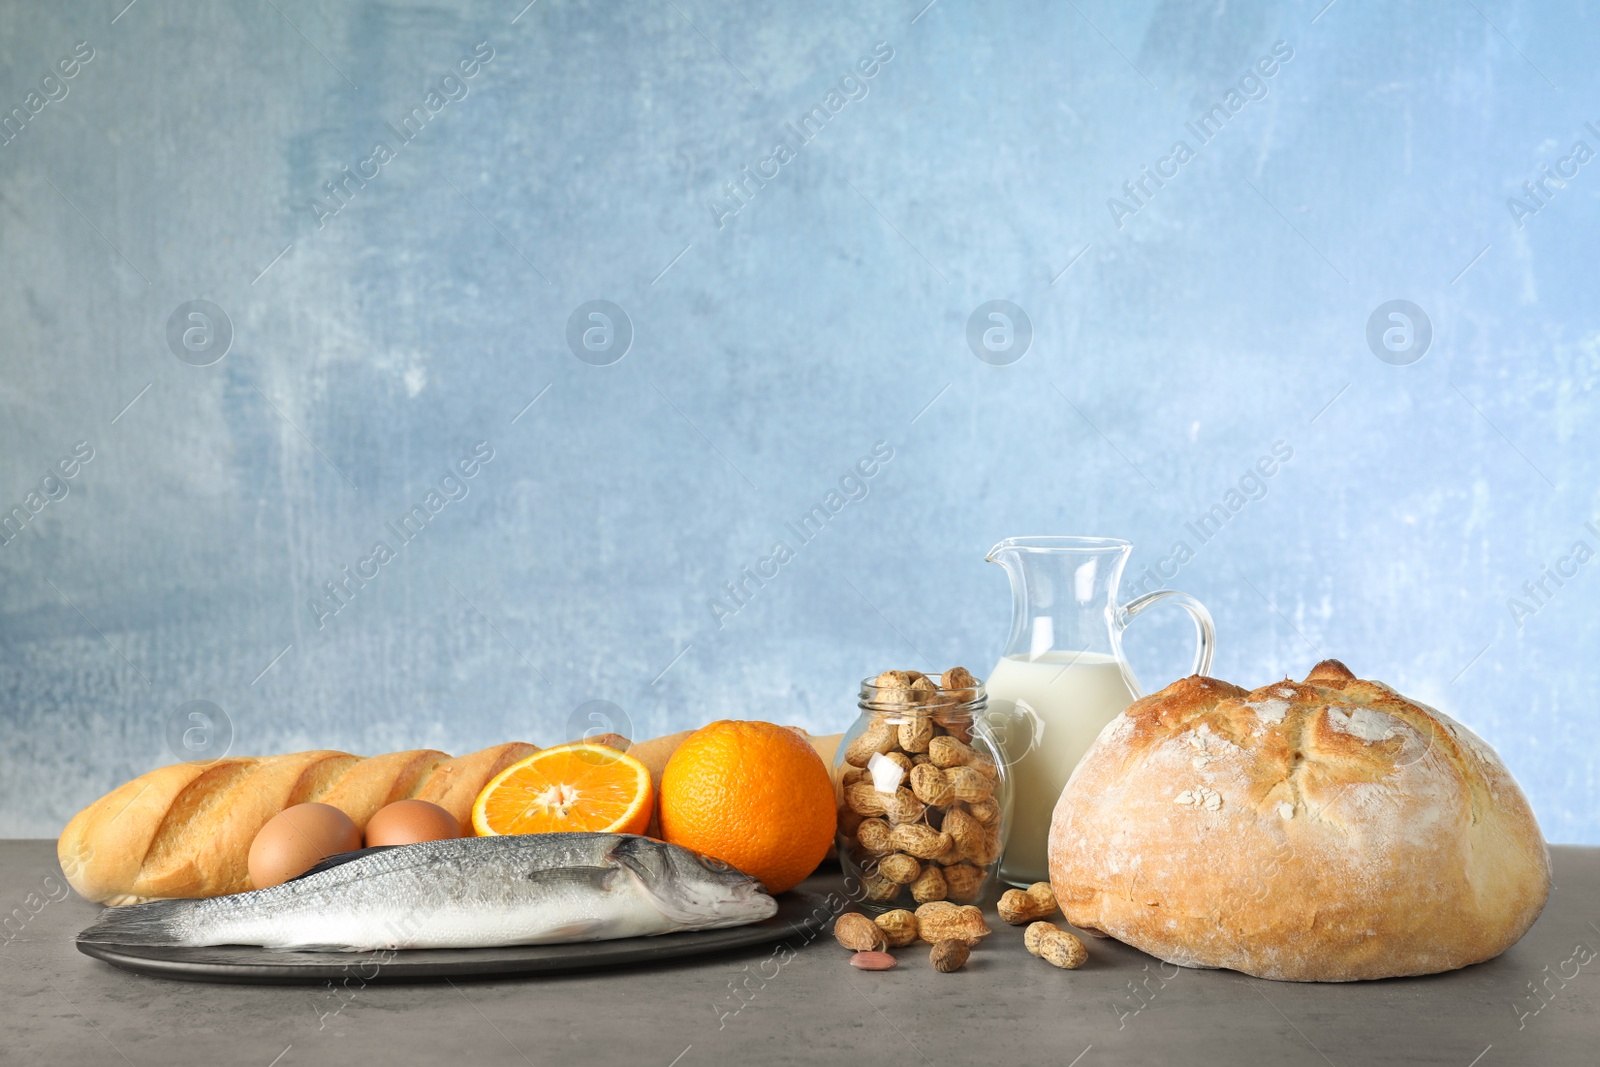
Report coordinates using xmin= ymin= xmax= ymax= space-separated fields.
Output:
xmin=1047 ymin=659 xmax=1551 ymax=982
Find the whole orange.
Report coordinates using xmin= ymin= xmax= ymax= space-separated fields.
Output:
xmin=659 ymin=720 xmax=837 ymax=894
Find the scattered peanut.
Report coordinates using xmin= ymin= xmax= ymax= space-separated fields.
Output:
xmin=929 ymin=939 xmax=970 ymax=973
xmin=850 ymin=951 xmax=898 ymax=971
xmin=834 ymin=912 xmax=887 ymax=952
xmin=1025 ymin=922 xmax=1087 ymax=969
xmin=998 ymin=883 xmax=1059 ymax=925
xmin=874 ymin=910 xmax=920 ymax=948
xmin=915 ymin=902 xmax=990 ymax=945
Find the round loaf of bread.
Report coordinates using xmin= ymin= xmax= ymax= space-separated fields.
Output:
xmin=1047 ymin=659 xmax=1550 ymax=981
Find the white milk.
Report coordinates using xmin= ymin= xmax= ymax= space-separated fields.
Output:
xmin=987 ymin=650 xmax=1138 ymax=886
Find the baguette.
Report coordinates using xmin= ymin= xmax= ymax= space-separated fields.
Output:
xmin=58 ymin=743 xmax=535 ymax=904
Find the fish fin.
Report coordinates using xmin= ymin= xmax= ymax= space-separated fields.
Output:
xmin=78 ymin=899 xmax=194 ymax=946
xmin=289 ymin=845 xmax=402 ymax=882
xmin=542 ymin=919 xmax=608 ymax=940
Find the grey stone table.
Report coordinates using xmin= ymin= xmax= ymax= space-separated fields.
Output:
xmin=4 ymin=841 xmax=1596 ymax=1066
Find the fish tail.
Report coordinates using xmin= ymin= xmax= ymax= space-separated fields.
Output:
xmin=77 ymin=899 xmax=195 ymax=946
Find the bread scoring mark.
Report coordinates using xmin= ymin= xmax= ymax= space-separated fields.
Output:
xmin=1050 ymin=660 xmax=1552 ymax=981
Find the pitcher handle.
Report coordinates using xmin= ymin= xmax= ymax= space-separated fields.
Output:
xmin=1116 ymin=590 xmax=1215 ymax=677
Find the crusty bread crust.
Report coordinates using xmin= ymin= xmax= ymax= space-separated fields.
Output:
xmin=1047 ymin=660 xmax=1551 ymax=981
xmin=58 ymin=744 xmax=536 ymax=904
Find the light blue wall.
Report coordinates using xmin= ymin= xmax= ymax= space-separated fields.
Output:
xmin=2 ymin=1 xmax=1595 ymax=841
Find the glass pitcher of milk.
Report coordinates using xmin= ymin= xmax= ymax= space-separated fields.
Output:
xmin=986 ymin=536 xmax=1214 ymax=887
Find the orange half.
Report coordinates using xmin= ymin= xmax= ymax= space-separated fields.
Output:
xmin=471 ymin=743 xmax=654 ymax=837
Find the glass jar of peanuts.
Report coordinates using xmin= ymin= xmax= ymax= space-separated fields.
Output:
xmin=834 ymin=668 xmax=1010 ymax=913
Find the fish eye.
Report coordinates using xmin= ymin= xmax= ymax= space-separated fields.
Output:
xmin=698 ymin=855 xmax=731 ymax=873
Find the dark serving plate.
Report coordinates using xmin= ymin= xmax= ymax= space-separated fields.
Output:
xmin=76 ymin=888 xmax=836 ymax=984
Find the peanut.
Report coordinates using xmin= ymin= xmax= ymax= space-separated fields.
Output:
xmin=976 ymin=823 xmax=1003 ymax=866
xmin=932 ymin=836 xmax=963 ymax=867
xmin=883 ymin=787 xmax=927 ymax=826
xmin=945 ymin=766 xmax=993 ymax=803
xmin=909 ymin=864 xmax=947 ymax=904
xmin=928 ymin=735 xmax=981 ymax=770
xmin=942 ymin=863 xmax=985 ymax=903
xmin=855 ymin=818 xmax=893 ymax=856
xmin=941 ymin=807 xmax=984 ymax=862
xmin=863 ymin=872 xmax=903 ymax=903
xmin=909 ymin=675 xmax=939 ymax=704
xmin=845 ymin=720 xmax=898 ymax=767
xmin=879 ymin=852 xmax=921 ymax=885
xmin=998 ymin=883 xmax=1058 ymax=925
xmin=874 ymin=909 xmax=919 ymax=948
xmin=877 ymin=750 xmax=914 ymax=776
xmin=898 ymin=715 xmax=934 ymax=753
xmin=915 ymin=902 xmax=990 ymax=945
xmin=889 ymin=823 xmax=951 ymax=861
xmin=834 ymin=912 xmax=886 ymax=952
xmin=965 ymin=797 xmax=1000 ymax=825
xmin=1025 ymin=922 xmax=1086 ymax=969
xmin=837 ymin=809 xmax=864 ymax=843
xmin=844 ymin=782 xmax=888 ymax=817
xmin=909 ymin=763 xmax=952 ymax=805
xmin=871 ymin=671 xmax=915 ymax=707
xmin=930 ymin=939 xmax=970 ymax=973
xmin=941 ymin=666 xmax=978 ymax=698
xmin=850 ymin=951 xmax=897 ymax=970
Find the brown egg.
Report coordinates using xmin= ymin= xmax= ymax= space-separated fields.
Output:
xmin=248 ymin=803 xmax=361 ymax=890
xmin=364 ymin=799 xmax=460 ymax=847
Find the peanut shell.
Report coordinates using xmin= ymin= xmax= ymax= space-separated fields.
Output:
xmin=834 ymin=912 xmax=886 ymax=952
xmin=930 ymin=939 xmax=970 ymax=973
